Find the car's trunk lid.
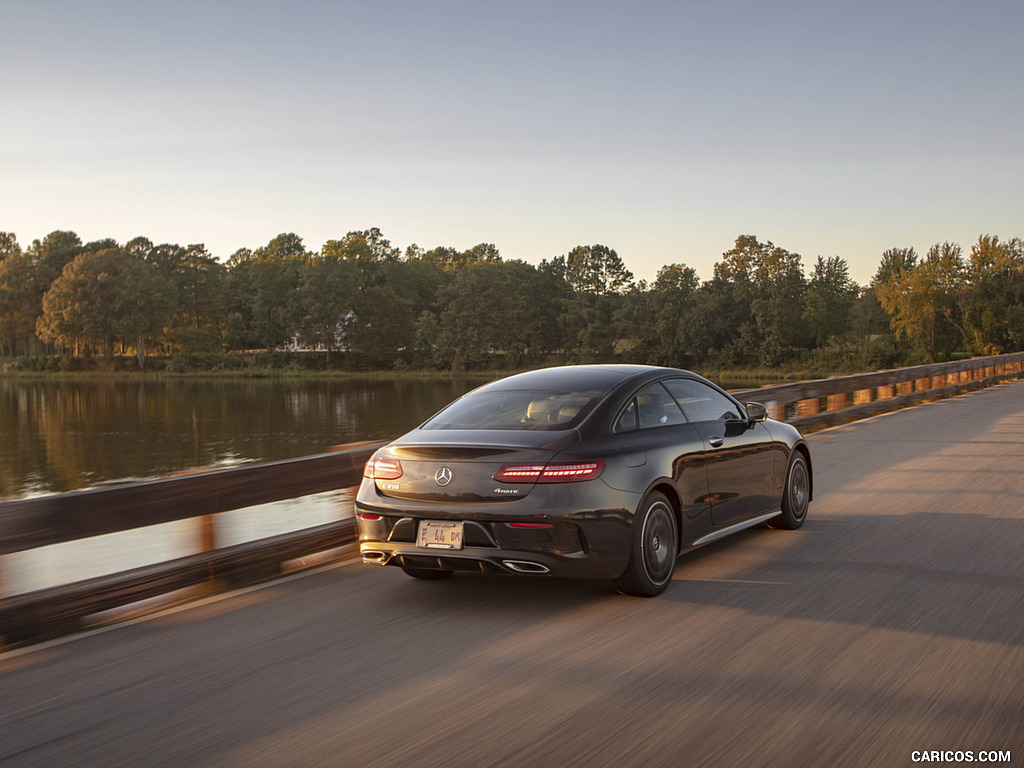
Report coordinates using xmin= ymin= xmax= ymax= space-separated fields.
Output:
xmin=372 ymin=429 xmax=579 ymax=503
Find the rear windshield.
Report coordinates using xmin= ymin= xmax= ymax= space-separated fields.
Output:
xmin=422 ymin=390 xmax=602 ymax=431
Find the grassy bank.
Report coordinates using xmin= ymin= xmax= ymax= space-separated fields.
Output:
xmin=1 ymin=352 xmax=873 ymax=387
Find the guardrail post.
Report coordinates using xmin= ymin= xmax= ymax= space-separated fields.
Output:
xmin=853 ymin=389 xmax=872 ymax=406
xmin=827 ymin=393 xmax=848 ymax=412
xmin=877 ymin=384 xmax=895 ymax=400
xmin=798 ymin=398 xmax=819 ymax=417
xmin=200 ymin=514 xmax=217 ymax=553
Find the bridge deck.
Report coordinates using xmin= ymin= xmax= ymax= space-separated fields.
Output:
xmin=1 ymin=380 xmax=1022 ymax=767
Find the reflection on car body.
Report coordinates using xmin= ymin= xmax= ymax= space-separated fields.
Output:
xmin=356 ymin=364 xmax=812 ymax=596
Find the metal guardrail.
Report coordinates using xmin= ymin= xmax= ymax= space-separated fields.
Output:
xmin=1 ymin=352 xmax=1022 ymax=647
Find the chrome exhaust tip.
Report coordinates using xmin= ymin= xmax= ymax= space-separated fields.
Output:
xmin=502 ymin=560 xmax=551 ymax=574
xmin=362 ymin=550 xmax=390 ymax=565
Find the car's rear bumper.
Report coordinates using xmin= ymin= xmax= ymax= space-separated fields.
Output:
xmin=359 ymin=542 xmax=600 ymax=578
xmin=354 ymin=502 xmax=636 ymax=580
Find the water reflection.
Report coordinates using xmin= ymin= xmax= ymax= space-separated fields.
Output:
xmin=0 ymin=377 xmax=480 ymax=499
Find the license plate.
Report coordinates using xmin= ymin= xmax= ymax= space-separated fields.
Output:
xmin=417 ymin=520 xmax=464 ymax=550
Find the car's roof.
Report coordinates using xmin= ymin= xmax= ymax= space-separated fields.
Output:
xmin=472 ymin=364 xmax=689 ymax=395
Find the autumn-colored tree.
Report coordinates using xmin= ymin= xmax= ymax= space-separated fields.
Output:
xmin=876 ymin=242 xmax=967 ymax=362
xmin=963 ymin=235 xmax=1024 ymax=354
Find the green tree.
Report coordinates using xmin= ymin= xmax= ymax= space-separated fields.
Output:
xmin=436 ymin=261 xmax=558 ymax=368
xmin=963 ymin=235 xmax=1024 ymax=354
xmin=256 ymin=232 xmax=307 ymax=261
xmin=549 ymin=244 xmax=634 ymax=295
xmin=322 ymin=228 xmax=400 ymax=264
xmin=0 ymin=233 xmax=41 ymax=356
xmin=542 ymin=245 xmax=633 ymax=363
xmin=167 ymin=245 xmax=227 ymax=352
xmin=119 ymin=241 xmax=227 ymax=353
xmin=36 ymin=249 xmax=175 ymax=366
xmin=711 ymin=236 xmax=806 ymax=365
xmin=874 ymin=247 xmax=918 ymax=285
xmin=27 ymin=230 xmax=82 ymax=284
xmin=620 ymin=264 xmax=701 ymax=367
xmin=378 ymin=258 xmax=447 ymax=319
xmin=802 ymin=256 xmax=860 ymax=347
xmin=413 ymin=245 xmax=460 ymax=271
xmin=407 ymin=242 xmax=501 ymax=271
xmin=411 ymin=310 xmax=442 ymax=367
xmin=124 ymin=236 xmax=155 ymax=259
xmin=224 ymin=235 xmax=304 ymax=350
xmin=346 ymin=284 xmax=415 ymax=362
xmin=294 ymin=255 xmax=361 ymax=350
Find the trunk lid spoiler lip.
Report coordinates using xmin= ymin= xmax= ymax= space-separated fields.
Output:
xmin=387 ymin=428 xmax=582 ymax=454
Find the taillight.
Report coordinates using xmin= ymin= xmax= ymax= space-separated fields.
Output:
xmin=493 ymin=460 xmax=604 ymax=484
xmin=357 ymin=512 xmax=383 ymax=521
xmin=364 ymin=457 xmax=403 ymax=480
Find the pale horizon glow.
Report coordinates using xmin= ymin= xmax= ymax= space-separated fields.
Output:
xmin=3 ymin=0 xmax=1022 ymax=287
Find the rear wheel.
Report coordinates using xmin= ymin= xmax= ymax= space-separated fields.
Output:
xmin=400 ymin=565 xmax=454 ymax=580
xmin=770 ymin=452 xmax=810 ymax=530
xmin=613 ymin=491 xmax=678 ymax=597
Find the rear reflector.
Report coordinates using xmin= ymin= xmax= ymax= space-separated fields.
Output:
xmin=357 ymin=513 xmax=384 ymax=521
xmin=507 ymin=522 xmax=555 ymax=528
xmin=364 ymin=457 xmax=403 ymax=480
xmin=493 ymin=460 xmax=604 ymax=484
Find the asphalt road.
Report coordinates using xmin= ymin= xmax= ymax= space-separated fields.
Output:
xmin=2 ymin=380 xmax=1023 ymax=768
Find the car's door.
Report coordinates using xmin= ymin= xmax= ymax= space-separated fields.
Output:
xmin=608 ymin=382 xmax=712 ymax=534
xmin=662 ymin=378 xmax=777 ymax=527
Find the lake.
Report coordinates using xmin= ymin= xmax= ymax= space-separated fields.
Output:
xmin=0 ymin=376 xmax=484 ymax=499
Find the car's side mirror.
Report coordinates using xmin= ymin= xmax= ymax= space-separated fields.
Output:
xmin=745 ymin=402 xmax=768 ymax=423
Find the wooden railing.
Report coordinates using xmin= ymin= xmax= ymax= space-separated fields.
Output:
xmin=0 ymin=442 xmax=383 ymax=646
xmin=731 ymin=352 xmax=1024 ymax=431
xmin=1 ymin=352 xmax=1022 ymax=647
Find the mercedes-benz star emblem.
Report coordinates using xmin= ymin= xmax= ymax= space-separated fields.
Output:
xmin=434 ymin=467 xmax=453 ymax=487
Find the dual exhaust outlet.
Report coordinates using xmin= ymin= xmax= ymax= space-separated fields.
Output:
xmin=501 ymin=559 xmax=550 ymax=574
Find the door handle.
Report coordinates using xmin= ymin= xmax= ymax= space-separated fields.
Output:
xmin=709 ymin=436 xmax=724 ymax=448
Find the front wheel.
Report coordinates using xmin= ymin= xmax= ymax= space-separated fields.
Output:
xmin=770 ymin=452 xmax=810 ymax=530
xmin=613 ymin=491 xmax=678 ymax=597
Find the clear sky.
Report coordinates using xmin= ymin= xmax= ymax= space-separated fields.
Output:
xmin=3 ymin=0 xmax=1022 ymax=286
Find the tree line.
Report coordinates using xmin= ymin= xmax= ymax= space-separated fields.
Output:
xmin=1 ymin=228 xmax=1022 ymax=372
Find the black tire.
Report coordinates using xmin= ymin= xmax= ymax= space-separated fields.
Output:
xmin=400 ymin=565 xmax=454 ymax=580
xmin=770 ymin=452 xmax=810 ymax=530
xmin=613 ymin=491 xmax=678 ymax=597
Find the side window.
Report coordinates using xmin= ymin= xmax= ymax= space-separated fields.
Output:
xmin=663 ymin=379 xmax=741 ymax=423
xmin=615 ymin=400 xmax=638 ymax=432
xmin=616 ymin=383 xmax=686 ymax=432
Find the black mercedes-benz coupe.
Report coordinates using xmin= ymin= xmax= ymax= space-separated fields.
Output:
xmin=355 ymin=364 xmax=811 ymax=596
